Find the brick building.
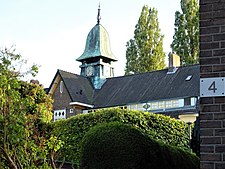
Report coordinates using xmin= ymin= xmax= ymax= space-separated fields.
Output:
xmin=47 ymin=7 xmax=200 ymax=122
xmin=200 ymin=0 xmax=225 ymax=168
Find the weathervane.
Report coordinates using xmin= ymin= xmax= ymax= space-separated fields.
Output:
xmin=97 ymin=3 xmax=101 ymax=24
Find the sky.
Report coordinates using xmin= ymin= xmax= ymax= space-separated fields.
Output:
xmin=0 ymin=0 xmax=181 ymax=88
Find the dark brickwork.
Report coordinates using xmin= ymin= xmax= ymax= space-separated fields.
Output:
xmin=200 ymin=0 xmax=225 ymax=168
xmin=52 ymin=81 xmax=77 ymax=118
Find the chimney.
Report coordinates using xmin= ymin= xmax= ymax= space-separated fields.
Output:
xmin=167 ymin=53 xmax=180 ymax=74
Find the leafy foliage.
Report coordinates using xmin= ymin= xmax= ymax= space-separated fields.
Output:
xmin=80 ymin=122 xmax=199 ymax=169
xmin=171 ymin=0 xmax=199 ymax=66
xmin=52 ymin=108 xmax=190 ymax=166
xmin=0 ymin=48 xmax=62 ymax=169
xmin=125 ymin=5 xmax=165 ymax=75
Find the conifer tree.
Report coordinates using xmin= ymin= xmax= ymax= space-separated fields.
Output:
xmin=125 ymin=5 xmax=165 ymax=75
xmin=171 ymin=0 xmax=199 ymax=66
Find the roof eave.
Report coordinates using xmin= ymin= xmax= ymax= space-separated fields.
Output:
xmin=70 ymin=101 xmax=94 ymax=108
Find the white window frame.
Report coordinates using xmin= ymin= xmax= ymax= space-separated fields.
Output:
xmin=54 ymin=109 xmax=66 ymax=121
xmin=70 ymin=108 xmax=74 ymax=113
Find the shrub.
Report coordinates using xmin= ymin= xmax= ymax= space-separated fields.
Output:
xmin=52 ymin=108 xmax=189 ymax=165
xmin=80 ymin=122 xmax=199 ymax=169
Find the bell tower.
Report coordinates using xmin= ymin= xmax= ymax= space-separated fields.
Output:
xmin=76 ymin=5 xmax=117 ymax=89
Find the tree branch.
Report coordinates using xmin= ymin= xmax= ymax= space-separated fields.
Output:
xmin=1 ymin=146 xmax=18 ymax=169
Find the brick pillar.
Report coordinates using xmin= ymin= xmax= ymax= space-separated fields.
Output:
xmin=200 ymin=0 xmax=225 ymax=169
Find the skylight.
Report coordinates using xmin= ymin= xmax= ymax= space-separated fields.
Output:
xmin=186 ymin=75 xmax=192 ymax=81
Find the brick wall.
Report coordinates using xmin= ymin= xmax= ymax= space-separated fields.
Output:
xmin=200 ymin=0 xmax=225 ymax=169
xmin=52 ymin=81 xmax=77 ymax=118
xmin=52 ymin=81 xmax=71 ymax=110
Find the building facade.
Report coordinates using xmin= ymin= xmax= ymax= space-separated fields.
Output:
xmin=200 ymin=0 xmax=225 ymax=168
xmin=47 ymin=7 xmax=200 ymax=122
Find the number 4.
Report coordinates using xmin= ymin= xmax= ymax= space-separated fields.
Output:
xmin=208 ymin=81 xmax=217 ymax=93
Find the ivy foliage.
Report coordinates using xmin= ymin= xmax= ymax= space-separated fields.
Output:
xmin=80 ymin=122 xmax=199 ymax=169
xmin=53 ymin=108 xmax=190 ymax=166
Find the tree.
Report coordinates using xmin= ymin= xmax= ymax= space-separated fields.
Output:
xmin=0 ymin=47 xmax=62 ymax=169
xmin=171 ymin=0 xmax=199 ymax=66
xmin=125 ymin=5 xmax=166 ymax=75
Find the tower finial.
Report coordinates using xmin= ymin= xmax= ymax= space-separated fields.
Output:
xmin=97 ymin=3 xmax=101 ymax=24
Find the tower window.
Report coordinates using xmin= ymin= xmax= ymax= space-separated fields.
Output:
xmin=101 ymin=65 xmax=104 ymax=76
xmin=111 ymin=68 xmax=114 ymax=77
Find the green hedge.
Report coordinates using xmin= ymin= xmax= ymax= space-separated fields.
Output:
xmin=80 ymin=122 xmax=199 ymax=169
xmin=52 ymin=108 xmax=189 ymax=165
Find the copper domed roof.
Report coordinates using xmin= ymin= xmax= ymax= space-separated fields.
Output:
xmin=76 ymin=23 xmax=117 ymax=62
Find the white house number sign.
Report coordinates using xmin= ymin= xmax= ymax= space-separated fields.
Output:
xmin=200 ymin=77 xmax=225 ymax=97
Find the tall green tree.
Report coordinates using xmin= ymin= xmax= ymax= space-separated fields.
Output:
xmin=171 ymin=0 xmax=199 ymax=66
xmin=125 ymin=5 xmax=165 ymax=75
xmin=0 ymin=48 xmax=63 ymax=169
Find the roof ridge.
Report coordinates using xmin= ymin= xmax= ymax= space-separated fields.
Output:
xmin=178 ymin=64 xmax=199 ymax=68
xmin=58 ymin=69 xmax=77 ymax=75
xmin=107 ymin=64 xmax=199 ymax=80
xmin=58 ymin=69 xmax=91 ymax=80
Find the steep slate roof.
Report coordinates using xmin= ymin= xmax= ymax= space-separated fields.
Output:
xmin=93 ymin=64 xmax=200 ymax=108
xmin=58 ymin=70 xmax=94 ymax=105
xmin=51 ymin=65 xmax=199 ymax=109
